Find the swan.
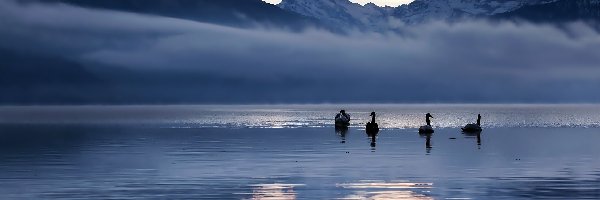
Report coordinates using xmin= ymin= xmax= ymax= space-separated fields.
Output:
xmin=366 ymin=112 xmax=379 ymax=135
xmin=462 ymin=114 xmax=483 ymax=133
xmin=335 ymin=110 xmax=350 ymax=127
xmin=419 ymin=113 xmax=435 ymax=134
xmin=419 ymin=125 xmax=435 ymax=134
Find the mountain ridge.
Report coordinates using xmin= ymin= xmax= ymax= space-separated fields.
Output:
xmin=19 ymin=0 xmax=324 ymax=30
xmin=278 ymin=0 xmax=394 ymax=30
xmin=494 ymin=0 xmax=600 ymax=23
xmin=278 ymin=0 xmax=597 ymax=30
xmin=17 ymin=0 xmax=599 ymax=32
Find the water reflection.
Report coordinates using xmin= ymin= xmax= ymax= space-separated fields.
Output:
xmin=335 ymin=126 xmax=349 ymax=144
xmin=463 ymin=132 xmax=482 ymax=148
xmin=419 ymin=133 xmax=433 ymax=152
xmin=366 ymin=131 xmax=378 ymax=150
xmin=369 ymin=134 xmax=377 ymax=149
xmin=5 ymin=104 xmax=600 ymax=129
xmin=248 ymin=184 xmax=303 ymax=200
xmin=338 ymin=181 xmax=433 ymax=200
xmin=364 ymin=112 xmax=380 ymax=150
xmin=485 ymin=176 xmax=600 ymax=199
xmin=2 ymin=125 xmax=600 ymax=199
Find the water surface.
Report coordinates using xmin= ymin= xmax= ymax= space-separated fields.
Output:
xmin=0 ymin=104 xmax=599 ymax=199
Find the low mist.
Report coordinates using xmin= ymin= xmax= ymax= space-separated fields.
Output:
xmin=1 ymin=1 xmax=600 ymax=104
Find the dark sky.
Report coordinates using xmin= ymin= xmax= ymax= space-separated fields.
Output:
xmin=1 ymin=1 xmax=600 ymax=104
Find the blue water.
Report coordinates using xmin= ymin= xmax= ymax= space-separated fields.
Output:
xmin=0 ymin=104 xmax=599 ymax=199
xmin=3 ymin=104 xmax=600 ymax=129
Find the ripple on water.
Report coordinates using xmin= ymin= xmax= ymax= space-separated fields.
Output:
xmin=2 ymin=104 xmax=600 ymax=129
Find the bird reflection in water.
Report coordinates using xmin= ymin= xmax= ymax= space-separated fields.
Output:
xmin=338 ymin=181 xmax=433 ymax=200
xmin=248 ymin=184 xmax=303 ymax=200
xmin=419 ymin=133 xmax=433 ymax=154
xmin=367 ymin=132 xmax=377 ymax=150
xmin=335 ymin=126 xmax=349 ymax=144
xmin=366 ymin=112 xmax=380 ymax=150
xmin=463 ymin=132 xmax=482 ymax=149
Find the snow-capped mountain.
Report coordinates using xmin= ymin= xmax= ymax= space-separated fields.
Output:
xmin=278 ymin=0 xmax=394 ymax=30
xmin=394 ymin=0 xmax=558 ymax=24
xmin=279 ymin=0 xmax=562 ymax=30
xmin=495 ymin=0 xmax=600 ymax=23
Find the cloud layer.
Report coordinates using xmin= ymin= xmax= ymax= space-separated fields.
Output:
xmin=1 ymin=1 xmax=600 ymax=103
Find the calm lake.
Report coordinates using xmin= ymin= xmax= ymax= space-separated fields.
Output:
xmin=1 ymin=104 xmax=599 ymax=199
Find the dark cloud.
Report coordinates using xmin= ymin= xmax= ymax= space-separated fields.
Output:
xmin=1 ymin=0 xmax=600 ymax=104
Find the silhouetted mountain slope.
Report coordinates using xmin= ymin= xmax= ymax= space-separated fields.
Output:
xmin=0 ymin=49 xmax=110 ymax=104
xmin=494 ymin=0 xmax=600 ymax=23
xmin=22 ymin=0 xmax=322 ymax=30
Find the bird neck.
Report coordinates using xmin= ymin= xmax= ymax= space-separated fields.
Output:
xmin=371 ymin=115 xmax=376 ymax=124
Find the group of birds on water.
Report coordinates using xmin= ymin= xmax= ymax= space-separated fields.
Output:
xmin=334 ymin=110 xmax=483 ymax=148
xmin=334 ymin=110 xmax=483 ymax=133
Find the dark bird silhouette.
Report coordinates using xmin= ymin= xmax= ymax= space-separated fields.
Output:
xmin=462 ymin=114 xmax=483 ymax=133
xmin=425 ymin=113 xmax=433 ymax=126
xmin=366 ymin=112 xmax=379 ymax=135
xmin=335 ymin=110 xmax=351 ymax=127
xmin=365 ymin=112 xmax=379 ymax=148
xmin=419 ymin=113 xmax=434 ymax=134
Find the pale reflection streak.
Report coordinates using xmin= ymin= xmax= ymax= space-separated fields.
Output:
xmin=338 ymin=181 xmax=433 ymax=200
xmin=246 ymin=184 xmax=304 ymax=200
xmin=5 ymin=105 xmax=600 ymax=129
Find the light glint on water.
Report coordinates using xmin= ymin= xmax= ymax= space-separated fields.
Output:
xmin=2 ymin=104 xmax=600 ymax=129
